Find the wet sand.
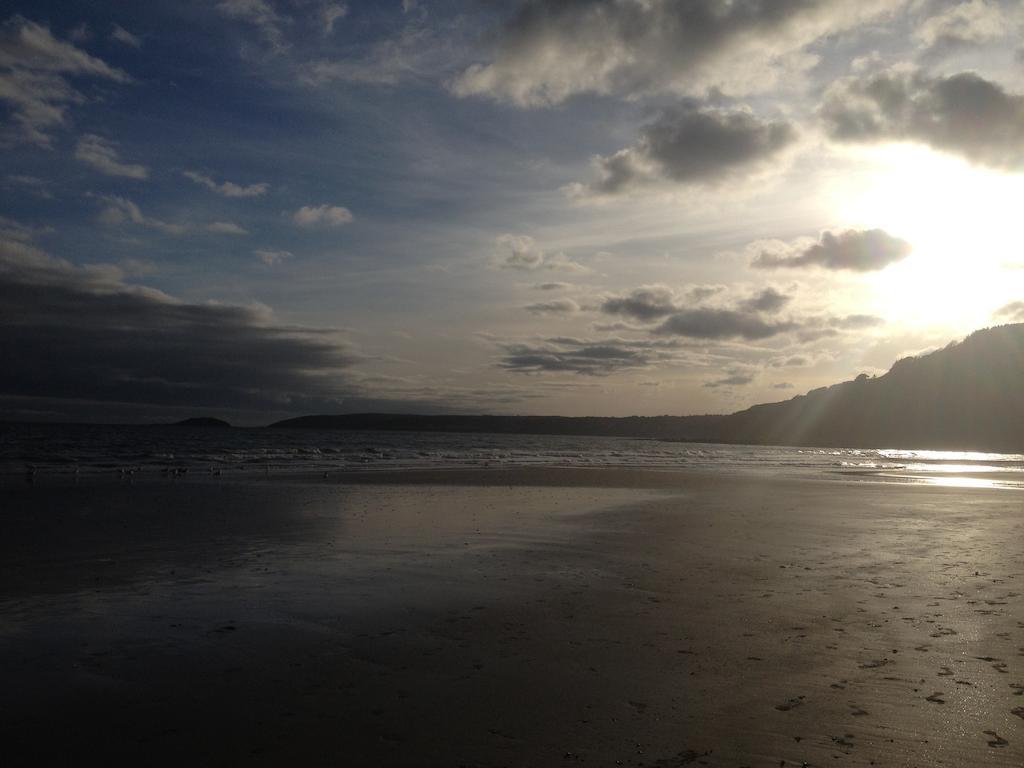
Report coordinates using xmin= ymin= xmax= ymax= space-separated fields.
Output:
xmin=1 ymin=468 xmax=1023 ymax=766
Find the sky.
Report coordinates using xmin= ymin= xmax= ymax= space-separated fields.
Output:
xmin=2 ymin=0 xmax=1024 ymax=425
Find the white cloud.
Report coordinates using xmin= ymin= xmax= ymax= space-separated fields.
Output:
xmin=217 ymin=0 xmax=289 ymax=51
xmin=320 ymin=3 xmax=348 ymax=35
xmin=94 ymin=195 xmax=186 ymax=235
xmin=915 ymin=0 xmax=1008 ymax=53
xmin=300 ymin=22 xmax=441 ymax=86
xmin=74 ymin=134 xmax=148 ymax=179
xmin=183 ymin=170 xmax=269 ymax=197
xmin=292 ymin=204 xmax=354 ymax=227
xmin=0 ymin=17 xmax=130 ymax=146
xmin=206 ymin=221 xmax=249 ymax=235
xmin=5 ymin=174 xmax=53 ymax=198
xmin=110 ymin=24 xmax=142 ymax=48
xmin=494 ymin=234 xmax=588 ymax=273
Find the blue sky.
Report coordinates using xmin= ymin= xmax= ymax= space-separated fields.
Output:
xmin=2 ymin=1 xmax=1024 ymax=423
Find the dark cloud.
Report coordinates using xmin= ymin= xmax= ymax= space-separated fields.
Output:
xmin=524 ymin=298 xmax=579 ymax=314
xmin=995 ymin=300 xmax=1024 ymax=321
xmin=687 ymin=284 xmax=725 ymax=302
xmin=821 ymin=68 xmax=1024 ymax=170
xmin=453 ymin=0 xmax=903 ymax=106
xmin=771 ymin=382 xmax=795 ymax=390
xmin=498 ymin=335 xmax=679 ymax=376
xmin=601 ymin=285 xmax=677 ymax=321
xmin=752 ymin=229 xmax=911 ymax=272
xmin=769 ymin=355 xmax=808 ymax=368
xmin=653 ymin=308 xmax=797 ymax=340
xmin=796 ymin=327 xmax=840 ymax=343
xmin=572 ymin=104 xmax=796 ymax=196
xmin=500 ymin=343 xmax=649 ymax=376
xmin=738 ymin=287 xmax=792 ymax=314
xmin=535 ymin=282 xmax=571 ymax=291
xmin=704 ymin=372 xmax=754 ymax=388
xmin=0 ymin=240 xmax=364 ymax=413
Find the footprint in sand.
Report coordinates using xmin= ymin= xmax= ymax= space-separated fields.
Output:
xmin=983 ymin=730 xmax=1008 ymax=748
xmin=849 ymin=704 xmax=869 ymax=717
xmin=1012 ymin=707 xmax=1024 ymax=720
xmin=937 ymin=666 xmax=954 ymax=677
xmin=992 ymin=663 xmax=1009 ymax=674
xmin=830 ymin=681 xmax=847 ymax=690
xmin=858 ymin=658 xmax=891 ymax=669
xmin=926 ymin=692 xmax=945 ymax=704
xmin=1011 ymin=683 xmax=1024 ymax=696
xmin=775 ymin=696 xmax=805 ymax=712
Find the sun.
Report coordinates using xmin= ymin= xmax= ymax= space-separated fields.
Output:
xmin=827 ymin=144 xmax=1024 ymax=331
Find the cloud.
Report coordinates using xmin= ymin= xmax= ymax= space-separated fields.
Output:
xmin=74 ymin=134 xmax=148 ymax=179
xmin=915 ymin=0 xmax=1007 ymax=55
xmin=771 ymin=382 xmax=795 ymax=390
xmin=738 ymin=287 xmax=791 ymax=314
xmin=524 ymin=298 xmax=580 ymax=315
xmin=217 ymin=0 xmax=289 ymax=51
xmin=498 ymin=336 xmax=675 ymax=376
xmin=995 ymin=300 xmax=1024 ymax=321
xmin=183 ymin=170 xmax=269 ymax=198
xmin=320 ymin=3 xmax=349 ymax=35
xmin=751 ymin=229 xmax=911 ymax=272
xmin=452 ymin=0 xmax=905 ymax=107
xmin=206 ymin=221 xmax=249 ymax=235
xmin=535 ymin=282 xmax=570 ymax=291
xmin=292 ymin=204 xmax=354 ymax=227
xmin=110 ymin=24 xmax=142 ymax=48
xmin=5 ymin=174 xmax=53 ymax=198
xmin=299 ymin=20 xmax=447 ymax=87
xmin=820 ymin=67 xmax=1024 ymax=170
xmin=830 ymin=313 xmax=884 ymax=329
xmin=94 ymin=195 xmax=186 ymax=235
xmin=0 ymin=17 xmax=130 ymax=146
xmin=704 ymin=372 xmax=755 ymax=388
xmin=569 ymin=104 xmax=796 ymax=196
xmin=653 ymin=308 xmax=797 ymax=340
xmin=601 ymin=285 xmax=677 ymax=321
xmin=0 ymin=238 xmax=362 ymax=412
xmin=255 ymin=249 xmax=293 ymax=265
xmin=769 ymin=355 xmax=809 ymax=368
xmin=0 ymin=217 xmax=56 ymax=249
xmin=495 ymin=234 xmax=587 ymax=272
xmin=602 ymin=284 xmax=790 ymax=326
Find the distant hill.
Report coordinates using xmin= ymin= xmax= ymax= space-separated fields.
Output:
xmin=272 ymin=323 xmax=1024 ymax=452
xmin=175 ymin=417 xmax=231 ymax=428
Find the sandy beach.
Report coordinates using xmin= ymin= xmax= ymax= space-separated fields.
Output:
xmin=2 ymin=468 xmax=1022 ymax=766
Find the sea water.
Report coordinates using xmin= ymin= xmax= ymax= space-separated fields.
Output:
xmin=1 ymin=423 xmax=1022 ymax=489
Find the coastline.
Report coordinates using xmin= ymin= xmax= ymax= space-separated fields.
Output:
xmin=2 ymin=468 xmax=1022 ymax=765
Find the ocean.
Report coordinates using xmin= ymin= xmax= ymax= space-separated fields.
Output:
xmin=2 ymin=423 xmax=1022 ymax=489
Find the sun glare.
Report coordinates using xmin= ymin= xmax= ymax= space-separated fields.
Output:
xmin=829 ymin=144 xmax=1024 ymax=330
